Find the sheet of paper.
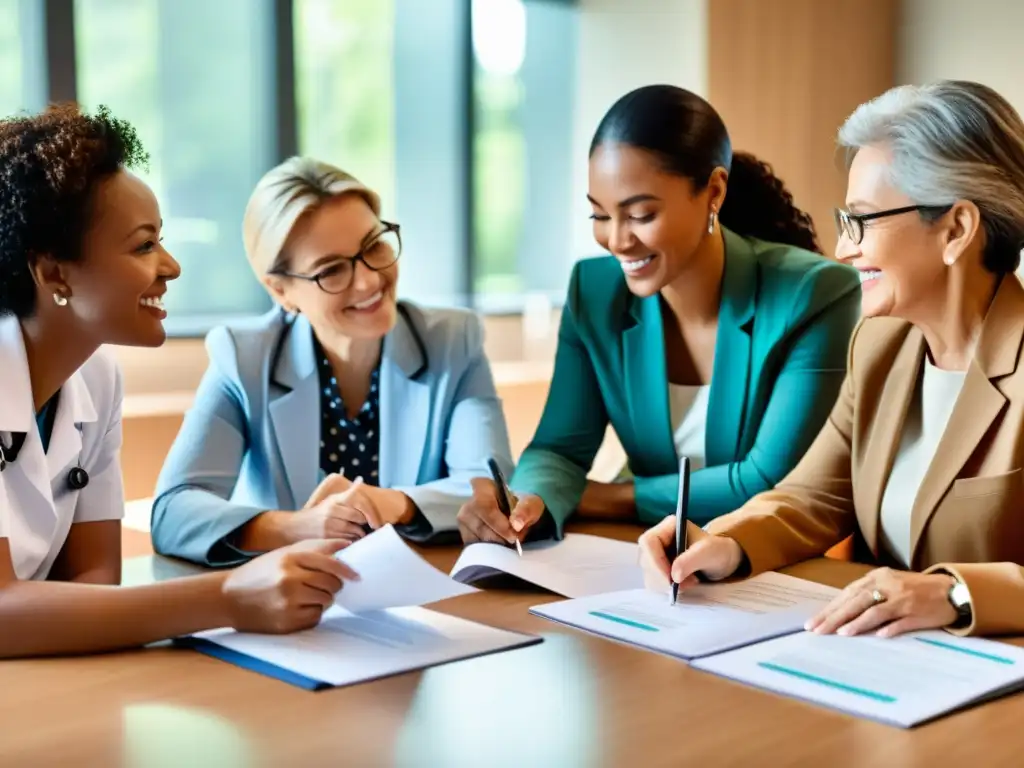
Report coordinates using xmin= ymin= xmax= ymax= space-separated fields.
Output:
xmin=450 ymin=533 xmax=643 ymax=598
xmin=530 ymin=572 xmax=839 ymax=659
xmin=692 ymin=629 xmax=1024 ymax=727
xmin=333 ymin=524 xmax=478 ymax=611
xmin=190 ymin=606 xmax=541 ymax=688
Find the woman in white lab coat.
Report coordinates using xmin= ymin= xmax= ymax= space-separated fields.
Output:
xmin=0 ymin=105 xmax=358 ymax=658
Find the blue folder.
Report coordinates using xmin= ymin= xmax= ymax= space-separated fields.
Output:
xmin=174 ymin=636 xmax=328 ymax=691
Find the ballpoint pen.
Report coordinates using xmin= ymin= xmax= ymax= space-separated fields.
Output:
xmin=487 ymin=457 xmax=523 ymax=556
xmin=670 ymin=456 xmax=691 ymax=605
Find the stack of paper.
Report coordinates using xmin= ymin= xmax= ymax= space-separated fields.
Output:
xmin=530 ymin=571 xmax=839 ymax=659
xmin=692 ymin=628 xmax=1024 ymax=727
xmin=530 ymin=571 xmax=1024 ymax=727
xmin=450 ymin=533 xmax=643 ymax=597
xmin=179 ymin=525 xmax=539 ymax=689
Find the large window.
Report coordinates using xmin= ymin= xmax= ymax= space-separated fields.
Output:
xmin=0 ymin=0 xmax=44 ymax=117
xmin=294 ymin=0 xmax=395 ymax=212
xmin=75 ymin=0 xmax=276 ymax=331
xmin=3 ymin=0 xmax=579 ymax=333
xmin=472 ymin=0 xmax=578 ymax=312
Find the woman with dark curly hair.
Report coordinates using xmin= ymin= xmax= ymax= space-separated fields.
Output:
xmin=0 ymin=104 xmax=357 ymax=658
xmin=457 ymin=85 xmax=861 ymax=544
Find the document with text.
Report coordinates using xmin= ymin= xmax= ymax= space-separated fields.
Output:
xmin=450 ymin=533 xmax=643 ymax=598
xmin=334 ymin=524 xmax=479 ymax=612
xmin=183 ymin=605 xmax=541 ymax=690
xmin=530 ymin=572 xmax=839 ymax=659
xmin=692 ymin=628 xmax=1024 ymax=727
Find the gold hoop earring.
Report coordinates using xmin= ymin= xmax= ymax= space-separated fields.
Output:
xmin=707 ymin=210 xmax=717 ymax=234
xmin=53 ymin=292 xmax=68 ymax=307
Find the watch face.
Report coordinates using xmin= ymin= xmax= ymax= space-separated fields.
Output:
xmin=950 ymin=581 xmax=971 ymax=609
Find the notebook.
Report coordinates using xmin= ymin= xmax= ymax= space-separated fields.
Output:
xmin=449 ymin=533 xmax=643 ymax=597
xmin=179 ymin=605 xmax=541 ymax=691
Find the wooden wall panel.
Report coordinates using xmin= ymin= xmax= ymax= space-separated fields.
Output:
xmin=707 ymin=0 xmax=898 ymax=256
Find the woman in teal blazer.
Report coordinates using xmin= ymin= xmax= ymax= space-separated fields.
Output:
xmin=456 ymin=85 xmax=861 ymax=544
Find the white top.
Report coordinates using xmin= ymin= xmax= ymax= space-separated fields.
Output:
xmin=0 ymin=317 xmax=124 ymax=580
xmin=878 ymin=359 xmax=966 ymax=567
xmin=669 ymin=384 xmax=710 ymax=470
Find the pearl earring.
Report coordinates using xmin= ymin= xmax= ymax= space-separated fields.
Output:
xmin=53 ymin=292 xmax=68 ymax=307
xmin=707 ymin=210 xmax=717 ymax=234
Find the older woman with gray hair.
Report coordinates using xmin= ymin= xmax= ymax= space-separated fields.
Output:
xmin=638 ymin=80 xmax=1024 ymax=638
xmin=151 ymin=158 xmax=513 ymax=566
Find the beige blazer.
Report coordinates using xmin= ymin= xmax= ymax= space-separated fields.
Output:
xmin=706 ymin=275 xmax=1024 ymax=636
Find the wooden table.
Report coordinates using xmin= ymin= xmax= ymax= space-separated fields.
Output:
xmin=3 ymin=522 xmax=1022 ymax=767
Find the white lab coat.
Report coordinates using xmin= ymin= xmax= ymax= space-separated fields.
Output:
xmin=0 ymin=317 xmax=124 ymax=580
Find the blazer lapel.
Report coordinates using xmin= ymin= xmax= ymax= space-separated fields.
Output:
xmin=859 ymin=328 xmax=922 ymax=557
xmin=622 ymin=294 xmax=675 ymax=469
xmin=705 ymin=228 xmax=756 ymax=465
xmin=907 ymin=277 xmax=1023 ymax=565
xmin=379 ymin=305 xmax=430 ymax=488
xmin=268 ymin=314 xmax=320 ymax=509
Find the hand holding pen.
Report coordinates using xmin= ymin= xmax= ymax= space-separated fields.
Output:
xmin=456 ymin=459 xmax=544 ymax=549
xmin=637 ymin=456 xmax=745 ymax=596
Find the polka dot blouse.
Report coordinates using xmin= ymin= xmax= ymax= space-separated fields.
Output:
xmin=314 ymin=337 xmax=381 ymax=487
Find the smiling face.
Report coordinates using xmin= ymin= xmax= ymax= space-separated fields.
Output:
xmin=265 ymin=193 xmax=399 ymax=342
xmin=837 ymin=144 xmax=965 ymax=320
xmin=587 ymin=142 xmax=724 ymax=297
xmin=54 ymin=170 xmax=180 ymax=347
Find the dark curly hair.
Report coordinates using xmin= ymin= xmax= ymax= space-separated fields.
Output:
xmin=590 ymin=84 xmax=820 ymax=254
xmin=0 ymin=103 xmax=149 ymax=318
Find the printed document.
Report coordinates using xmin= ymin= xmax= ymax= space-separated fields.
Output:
xmin=189 ymin=605 xmax=541 ymax=689
xmin=530 ymin=572 xmax=838 ymax=659
xmin=450 ymin=533 xmax=643 ymax=598
xmin=334 ymin=524 xmax=478 ymax=611
xmin=692 ymin=628 xmax=1024 ymax=728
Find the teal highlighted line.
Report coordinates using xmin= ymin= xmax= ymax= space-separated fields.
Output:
xmin=915 ymin=636 xmax=1015 ymax=665
xmin=757 ymin=662 xmax=897 ymax=703
xmin=589 ymin=611 xmax=659 ymax=632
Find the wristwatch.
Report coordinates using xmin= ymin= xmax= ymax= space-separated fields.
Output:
xmin=947 ymin=577 xmax=973 ymax=628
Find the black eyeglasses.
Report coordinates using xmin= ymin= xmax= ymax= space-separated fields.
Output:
xmin=271 ymin=221 xmax=402 ymax=294
xmin=833 ymin=204 xmax=953 ymax=245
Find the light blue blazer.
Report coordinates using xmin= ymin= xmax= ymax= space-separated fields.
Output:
xmin=151 ymin=302 xmax=513 ymax=566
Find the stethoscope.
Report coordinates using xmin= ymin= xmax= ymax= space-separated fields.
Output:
xmin=0 ymin=429 xmax=90 ymax=490
xmin=270 ymin=301 xmax=429 ymax=382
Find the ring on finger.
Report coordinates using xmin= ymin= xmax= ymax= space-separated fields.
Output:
xmin=870 ymin=588 xmax=886 ymax=604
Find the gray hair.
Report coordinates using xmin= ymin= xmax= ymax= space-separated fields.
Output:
xmin=838 ymin=80 xmax=1024 ymax=273
xmin=242 ymin=156 xmax=381 ymax=277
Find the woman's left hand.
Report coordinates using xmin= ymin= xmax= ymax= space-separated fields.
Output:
xmin=805 ymin=567 xmax=958 ymax=638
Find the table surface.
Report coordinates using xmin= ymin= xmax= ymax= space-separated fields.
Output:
xmin=4 ymin=522 xmax=1023 ymax=767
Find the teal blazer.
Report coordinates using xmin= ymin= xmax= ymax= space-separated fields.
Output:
xmin=510 ymin=227 xmax=861 ymax=534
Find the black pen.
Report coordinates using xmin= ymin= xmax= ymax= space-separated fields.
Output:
xmin=669 ymin=456 xmax=691 ymax=605
xmin=487 ymin=457 xmax=522 ymax=556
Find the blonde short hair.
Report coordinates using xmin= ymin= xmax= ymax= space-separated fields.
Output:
xmin=242 ymin=156 xmax=381 ymax=277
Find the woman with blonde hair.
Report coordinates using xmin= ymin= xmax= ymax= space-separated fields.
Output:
xmin=641 ymin=80 xmax=1024 ymax=638
xmin=152 ymin=158 xmax=513 ymax=565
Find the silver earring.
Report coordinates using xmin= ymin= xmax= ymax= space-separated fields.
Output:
xmin=53 ymin=292 xmax=68 ymax=307
xmin=707 ymin=210 xmax=717 ymax=234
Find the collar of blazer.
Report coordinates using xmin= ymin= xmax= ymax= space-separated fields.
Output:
xmin=622 ymin=227 xmax=758 ymax=468
xmin=271 ymin=304 xmax=427 ymax=391
xmin=861 ymin=274 xmax=1024 ymax=566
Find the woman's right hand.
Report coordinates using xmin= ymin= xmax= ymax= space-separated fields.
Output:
xmin=457 ymin=478 xmax=546 ymax=545
xmin=290 ymin=476 xmax=382 ymax=542
xmin=637 ymin=516 xmax=745 ymax=593
xmin=222 ymin=539 xmax=358 ymax=633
